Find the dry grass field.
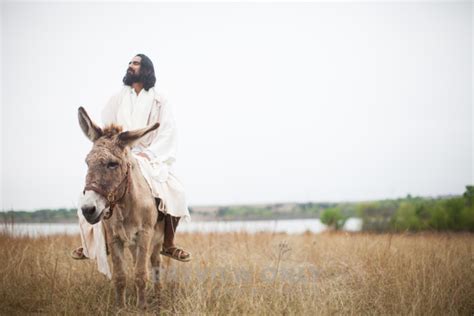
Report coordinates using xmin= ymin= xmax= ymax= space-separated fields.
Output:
xmin=0 ymin=231 xmax=473 ymax=315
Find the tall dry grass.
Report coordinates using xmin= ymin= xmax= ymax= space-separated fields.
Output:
xmin=0 ymin=231 xmax=472 ymax=315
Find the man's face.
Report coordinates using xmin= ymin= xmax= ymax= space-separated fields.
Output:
xmin=127 ymin=56 xmax=142 ymax=76
xmin=123 ymin=56 xmax=142 ymax=84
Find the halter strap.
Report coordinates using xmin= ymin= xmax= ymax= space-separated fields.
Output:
xmin=83 ymin=162 xmax=132 ymax=220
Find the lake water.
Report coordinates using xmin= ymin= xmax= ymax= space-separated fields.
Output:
xmin=0 ymin=218 xmax=362 ymax=237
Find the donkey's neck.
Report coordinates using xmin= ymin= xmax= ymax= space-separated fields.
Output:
xmin=120 ymin=154 xmax=153 ymax=215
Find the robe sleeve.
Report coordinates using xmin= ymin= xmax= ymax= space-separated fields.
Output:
xmin=144 ymin=94 xmax=178 ymax=166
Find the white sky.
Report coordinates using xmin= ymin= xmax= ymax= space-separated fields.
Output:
xmin=1 ymin=1 xmax=472 ymax=211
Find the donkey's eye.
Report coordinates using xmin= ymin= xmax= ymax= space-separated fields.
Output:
xmin=107 ymin=162 xmax=119 ymax=170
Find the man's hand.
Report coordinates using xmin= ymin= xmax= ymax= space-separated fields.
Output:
xmin=136 ymin=152 xmax=150 ymax=160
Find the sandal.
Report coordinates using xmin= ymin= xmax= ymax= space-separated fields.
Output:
xmin=70 ymin=247 xmax=88 ymax=260
xmin=160 ymin=246 xmax=192 ymax=262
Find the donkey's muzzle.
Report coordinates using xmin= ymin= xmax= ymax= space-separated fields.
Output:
xmin=82 ymin=205 xmax=100 ymax=224
xmin=82 ymin=205 xmax=96 ymax=216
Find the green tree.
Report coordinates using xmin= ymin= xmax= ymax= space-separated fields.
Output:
xmin=357 ymin=201 xmax=397 ymax=232
xmin=320 ymin=207 xmax=345 ymax=230
xmin=443 ymin=198 xmax=464 ymax=230
xmin=391 ymin=202 xmax=423 ymax=231
xmin=461 ymin=186 xmax=474 ymax=231
xmin=463 ymin=185 xmax=474 ymax=207
xmin=429 ymin=203 xmax=449 ymax=230
xmin=460 ymin=205 xmax=474 ymax=231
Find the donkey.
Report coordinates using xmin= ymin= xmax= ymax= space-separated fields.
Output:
xmin=77 ymin=106 xmax=164 ymax=309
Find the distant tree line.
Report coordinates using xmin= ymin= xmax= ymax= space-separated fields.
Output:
xmin=1 ymin=208 xmax=78 ymax=223
xmin=354 ymin=186 xmax=473 ymax=232
xmin=215 ymin=202 xmax=343 ymax=220
xmin=3 ymin=186 xmax=473 ymax=232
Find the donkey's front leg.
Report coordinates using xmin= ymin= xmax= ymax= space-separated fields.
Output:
xmin=110 ymin=237 xmax=127 ymax=308
xmin=135 ymin=229 xmax=152 ymax=309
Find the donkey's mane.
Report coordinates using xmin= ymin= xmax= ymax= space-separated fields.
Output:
xmin=102 ymin=124 xmax=123 ymax=138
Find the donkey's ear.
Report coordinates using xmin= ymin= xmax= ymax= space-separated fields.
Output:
xmin=78 ymin=107 xmax=103 ymax=142
xmin=118 ymin=122 xmax=160 ymax=147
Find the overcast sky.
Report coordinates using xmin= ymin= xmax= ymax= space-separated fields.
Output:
xmin=1 ymin=1 xmax=472 ymax=211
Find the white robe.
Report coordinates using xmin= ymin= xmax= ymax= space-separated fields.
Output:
xmin=78 ymin=86 xmax=190 ymax=278
xmin=102 ymin=86 xmax=190 ymax=220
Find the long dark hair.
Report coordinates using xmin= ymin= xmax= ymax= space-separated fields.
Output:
xmin=123 ymin=54 xmax=157 ymax=91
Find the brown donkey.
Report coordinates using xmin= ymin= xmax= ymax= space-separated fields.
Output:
xmin=78 ymin=107 xmax=164 ymax=309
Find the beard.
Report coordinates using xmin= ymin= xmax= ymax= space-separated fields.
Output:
xmin=122 ymin=68 xmax=143 ymax=86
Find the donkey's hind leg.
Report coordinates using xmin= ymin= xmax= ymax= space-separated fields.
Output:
xmin=150 ymin=243 xmax=162 ymax=302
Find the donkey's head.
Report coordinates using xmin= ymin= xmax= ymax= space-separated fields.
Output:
xmin=77 ymin=107 xmax=159 ymax=224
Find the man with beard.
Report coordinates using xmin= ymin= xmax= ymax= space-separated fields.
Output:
xmin=72 ymin=54 xmax=191 ymax=265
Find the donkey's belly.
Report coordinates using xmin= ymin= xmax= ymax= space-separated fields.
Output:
xmin=118 ymin=226 xmax=146 ymax=246
xmin=120 ymin=223 xmax=165 ymax=247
